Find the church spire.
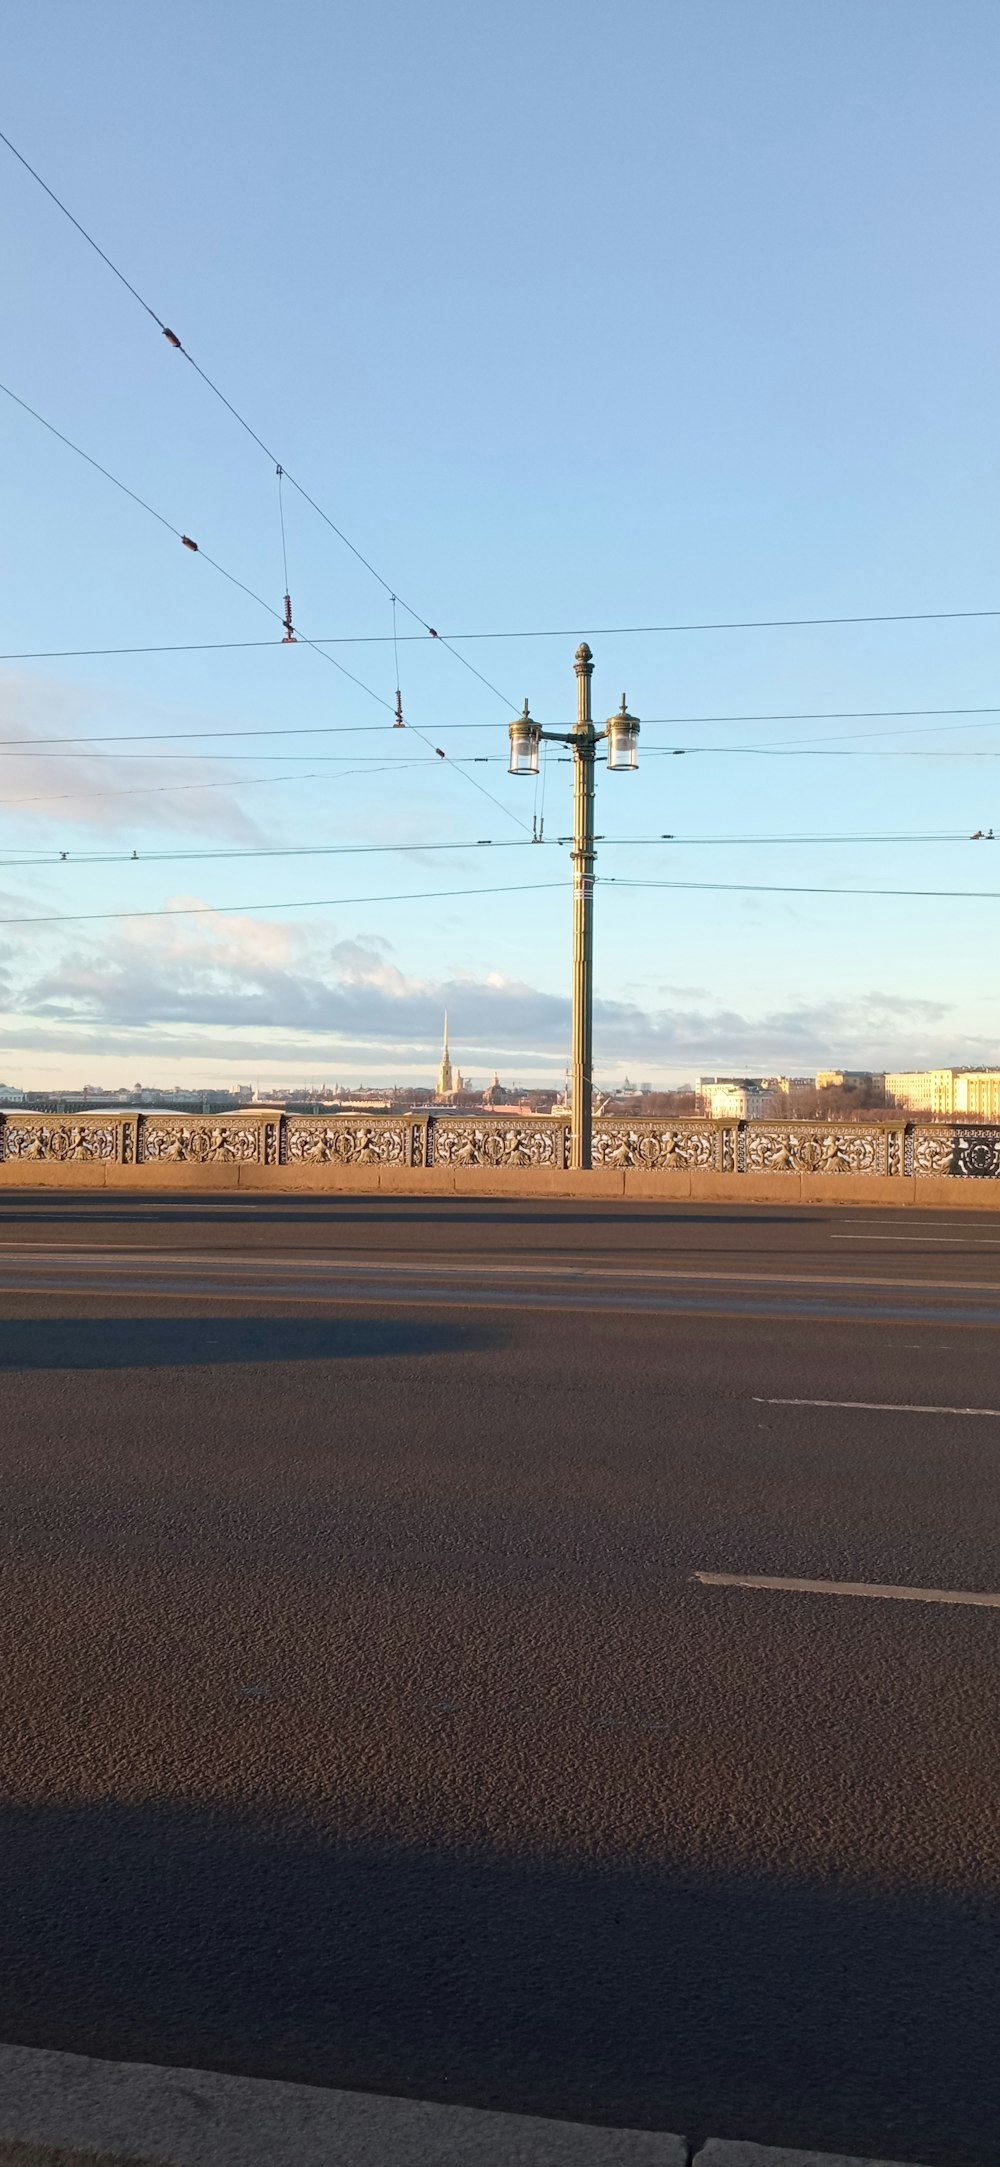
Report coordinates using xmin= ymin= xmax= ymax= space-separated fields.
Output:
xmin=436 ymin=1009 xmax=454 ymax=1099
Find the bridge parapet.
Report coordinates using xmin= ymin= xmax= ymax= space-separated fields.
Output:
xmin=0 ymin=1109 xmax=998 ymax=1181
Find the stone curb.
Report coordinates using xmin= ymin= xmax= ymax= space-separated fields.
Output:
xmin=696 ymin=2147 xmax=921 ymax=2166
xmin=0 ymin=2045 xmax=683 ymax=2166
xmin=0 ymin=2045 xmax=929 ymax=2167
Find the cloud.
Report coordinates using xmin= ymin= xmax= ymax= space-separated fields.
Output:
xmin=0 ymin=671 xmax=267 ymax=841
xmin=5 ymin=906 xmax=991 ymax=1080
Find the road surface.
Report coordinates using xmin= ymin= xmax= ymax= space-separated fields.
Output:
xmin=1 ymin=1192 xmax=999 ymax=2165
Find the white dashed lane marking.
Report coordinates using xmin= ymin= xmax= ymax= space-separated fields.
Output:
xmin=754 ymin=1396 xmax=1000 ymax=1416
xmin=694 ymin=1572 xmax=1000 ymax=1608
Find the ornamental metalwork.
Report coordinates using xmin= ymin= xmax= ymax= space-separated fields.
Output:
xmin=592 ymin=1122 xmax=719 ymax=1171
xmin=284 ymin=1119 xmax=408 ymax=1166
xmin=431 ymin=1119 xmax=566 ymax=1168
xmin=140 ymin=1120 xmax=262 ymax=1164
xmin=912 ymin=1125 xmax=1000 ymax=1179
xmin=744 ymin=1125 xmax=885 ymax=1175
xmin=2 ymin=1109 xmax=1000 ymax=1185
xmin=2 ymin=1120 xmax=117 ymax=1163
xmin=955 ymin=1128 xmax=1000 ymax=1178
xmin=911 ymin=1127 xmax=953 ymax=1177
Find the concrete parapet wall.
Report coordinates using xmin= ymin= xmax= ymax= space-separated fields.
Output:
xmin=1 ymin=1109 xmax=999 ymax=1205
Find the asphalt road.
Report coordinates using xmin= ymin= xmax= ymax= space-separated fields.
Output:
xmin=1 ymin=1193 xmax=1000 ymax=2165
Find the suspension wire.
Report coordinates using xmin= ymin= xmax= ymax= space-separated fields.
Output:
xmin=2 ymin=645 xmax=1000 ymax=750
xmin=2 ymin=830 xmax=984 ymax=872
xmin=0 ymin=379 xmax=531 ymax=829
xmin=7 ymin=631 xmax=1000 ymax=666
xmin=0 ymin=127 xmax=520 ymax=714
xmin=276 ymin=465 xmax=295 ymax=641
xmin=603 ymin=876 xmax=1000 ymax=900
xmin=0 ymin=762 xmax=432 ymax=809
xmin=0 ymin=749 xmax=489 ymax=762
xmin=1 ymin=867 xmax=997 ymax=930
xmin=0 ymin=880 xmax=570 ymax=929
xmin=0 ymin=378 xmax=392 ymax=708
xmin=392 ymin=595 xmax=404 ymax=729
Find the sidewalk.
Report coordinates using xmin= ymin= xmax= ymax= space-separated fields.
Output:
xmin=0 ymin=2044 xmax=930 ymax=2167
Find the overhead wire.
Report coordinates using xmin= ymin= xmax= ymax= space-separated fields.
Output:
xmin=14 ymin=136 xmax=1000 ymax=719
xmin=604 ymin=877 xmax=1000 ymax=900
xmin=3 ymin=701 xmax=1000 ymax=751
xmin=0 ymin=379 xmax=529 ymax=830
xmin=0 ymin=829 xmax=987 ymax=871
xmin=0 ymin=871 xmax=998 ymax=931
xmin=0 ymin=761 xmax=430 ymax=808
xmin=0 ymin=880 xmax=570 ymax=929
xmin=0 ymin=379 xmax=393 ymax=711
xmin=0 ymin=126 xmax=519 ymax=716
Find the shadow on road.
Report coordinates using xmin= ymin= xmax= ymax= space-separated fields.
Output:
xmin=0 ymin=1203 xmax=807 ymax=1227
xmin=0 ymin=1314 xmax=502 ymax=1370
xmin=0 ymin=1798 xmax=994 ymax=2167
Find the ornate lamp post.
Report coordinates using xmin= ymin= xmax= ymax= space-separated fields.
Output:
xmin=509 ymin=644 xmax=639 ymax=1170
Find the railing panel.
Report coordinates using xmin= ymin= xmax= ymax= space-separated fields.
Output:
xmin=138 ymin=1115 xmax=269 ymax=1165
xmin=283 ymin=1115 xmax=415 ymax=1167
xmin=1 ymin=1109 xmax=998 ymax=1181
xmin=911 ymin=1125 xmax=1000 ymax=1178
xmin=429 ymin=1117 xmax=568 ymax=1169
xmin=0 ymin=1114 xmax=120 ymax=1163
xmin=591 ymin=1120 xmax=722 ymax=1171
xmin=742 ymin=1123 xmax=889 ymax=1176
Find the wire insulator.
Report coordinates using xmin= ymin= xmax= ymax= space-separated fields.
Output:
xmin=282 ymin=594 xmax=296 ymax=643
xmin=394 ymin=690 xmax=404 ymax=728
xmin=435 ymin=747 xmax=445 ymax=759
xmin=428 ymin=627 xmax=439 ymax=638
xmin=181 ymin=535 xmax=198 ymax=552
xmin=162 ymin=328 xmax=182 ymax=350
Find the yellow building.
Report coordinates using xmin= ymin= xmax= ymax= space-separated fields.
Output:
xmin=884 ymin=1068 xmax=1000 ymax=1116
xmin=954 ymin=1070 xmax=1000 ymax=1119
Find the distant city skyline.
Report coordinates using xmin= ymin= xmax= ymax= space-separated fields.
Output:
xmin=3 ymin=4 xmax=1000 ymax=1086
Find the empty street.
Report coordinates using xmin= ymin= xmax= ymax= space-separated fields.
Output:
xmin=2 ymin=1194 xmax=999 ymax=2167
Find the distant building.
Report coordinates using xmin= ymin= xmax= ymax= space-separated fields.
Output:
xmin=885 ymin=1068 xmax=1000 ymax=1117
xmin=955 ymin=1071 xmax=1000 ymax=1118
xmin=435 ymin=1013 xmax=467 ymax=1100
xmin=698 ymin=1076 xmax=781 ymax=1119
xmin=816 ymin=1070 xmax=883 ymax=1093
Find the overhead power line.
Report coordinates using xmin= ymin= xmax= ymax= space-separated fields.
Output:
xmin=5 ymin=624 xmax=1000 ymax=660
xmin=0 ymin=126 xmax=517 ymax=717
xmin=605 ymin=877 xmax=1000 ymax=901
xmin=0 ymin=379 xmax=394 ymax=711
xmin=0 ymin=871 xmax=997 ymax=931
xmin=414 ymin=609 xmax=1000 ymax=640
xmin=0 ymin=830 xmax=986 ymax=872
xmin=0 ymin=880 xmax=569 ymax=928
xmin=2 ymin=703 xmax=1000 ymax=754
xmin=0 ymin=761 xmax=429 ymax=809
xmin=0 ymin=379 xmax=528 ymax=833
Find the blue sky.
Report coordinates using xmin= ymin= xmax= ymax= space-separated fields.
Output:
xmin=2 ymin=0 xmax=999 ymax=1090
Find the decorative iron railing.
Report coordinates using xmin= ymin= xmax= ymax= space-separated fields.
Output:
xmin=1 ymin=1109 xmax=999 ymax=1178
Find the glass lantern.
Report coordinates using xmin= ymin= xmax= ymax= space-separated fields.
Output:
xmin=508 ymin=701 xmax=542 ymax=777
xmin=606 ymin=697 xmax=640 ymax=771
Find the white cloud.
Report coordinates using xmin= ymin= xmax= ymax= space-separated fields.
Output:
xmin=3 ymin=905 xmax=991 ymax=1084
xmin=0 ymin=671 xmax=267 ymax=840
